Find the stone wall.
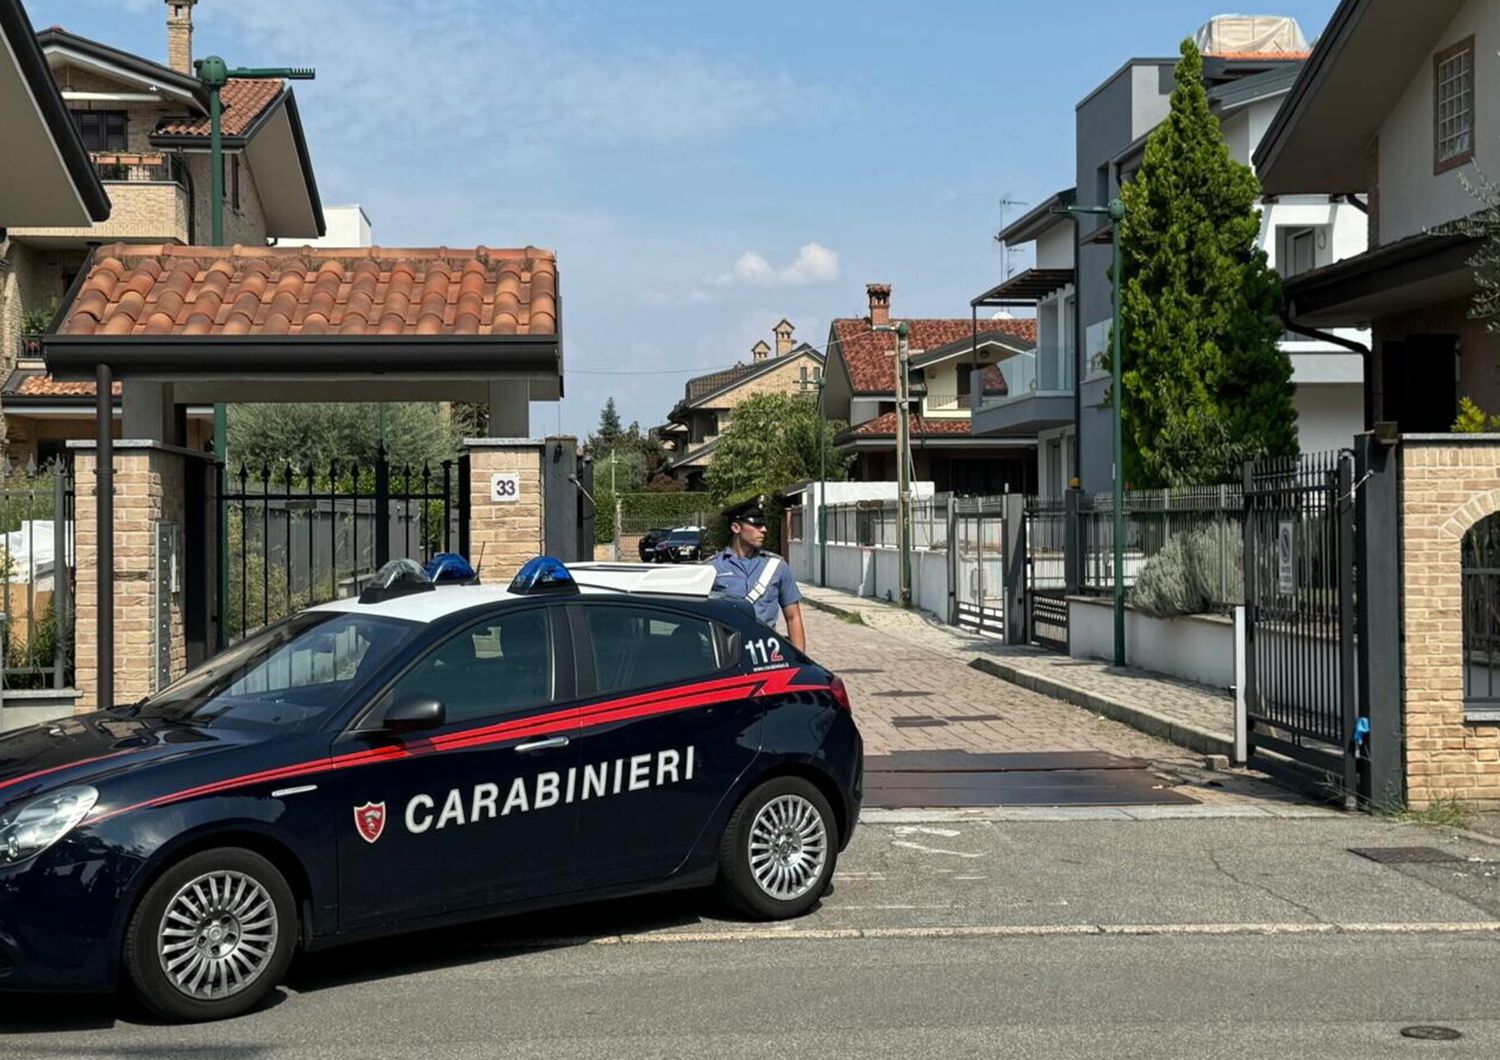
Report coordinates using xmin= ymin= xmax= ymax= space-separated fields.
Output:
xmin=1399 ymin=438 xmax=1500 ymax=808
xmin=465 ymin=440 xmax=546 ymax=585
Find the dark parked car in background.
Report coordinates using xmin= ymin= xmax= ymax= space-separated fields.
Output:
xmin=638 ymin=528 xmax=672 ymax=563
xmin=654 ymin=527 xmax=707 ymax=564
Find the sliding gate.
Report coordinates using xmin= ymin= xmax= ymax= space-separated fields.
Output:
xmin=1242 ymin=451 xmax=1359 ymax=804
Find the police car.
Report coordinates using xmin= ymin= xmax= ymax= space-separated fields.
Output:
xmin=0 ymin=557 xmax=861 ymax=1022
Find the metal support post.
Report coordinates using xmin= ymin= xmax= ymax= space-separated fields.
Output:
xmin=96 ymin=363 xmax=114 ymax=709
xmin=1108 ymin=199 xmax=1126 ymax=667
xmin=895 ymin=323 xmax=912 ymax=608
xmin=1354 ymin=433 xmax=1403 ymax=811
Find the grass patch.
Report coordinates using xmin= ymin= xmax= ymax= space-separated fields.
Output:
xmin=1398 ymin=797 xmax=1472 ymax=830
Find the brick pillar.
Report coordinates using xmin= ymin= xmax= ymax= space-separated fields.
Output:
xmin=464 ymin=439 xmax=546 ymax=586
xmin=72 ymin=441 xmax=212 ymax=711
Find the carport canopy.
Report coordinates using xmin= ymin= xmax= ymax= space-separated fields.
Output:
xmin=43 ymin=243 xmax=563 ymax=420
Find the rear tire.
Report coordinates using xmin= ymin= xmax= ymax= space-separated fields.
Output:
xmin=123 ymin=847 xmax=297 ymax=1023
xmin=717 ymin=776 xmax=838 ymax=920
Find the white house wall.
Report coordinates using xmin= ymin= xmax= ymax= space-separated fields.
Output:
xmin=1378 ymin=0 xmax=1499 ymax=245
xmin=1294 ymin=384 xmax=1365 ymax=455
xmin=1035 ymin=223 xmax=1075 ymax=269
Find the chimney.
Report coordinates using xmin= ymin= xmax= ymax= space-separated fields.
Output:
xmin=867 ymin=283 xmax=891 ymax=327
xmin=751 ymin=340 xmax=771 ymax=364
xmin=773 ymin=319 xmax=795 ymax=357
xmin=166 ymin=0 xmax=197 ymax=75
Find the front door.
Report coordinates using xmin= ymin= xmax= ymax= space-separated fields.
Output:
xmin=335 ymin=605 xmax=581 ymax=931
xmin=569 ymin=602 xmax=763 ymax=888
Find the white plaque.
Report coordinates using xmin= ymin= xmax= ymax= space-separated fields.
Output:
xmin=1276 ymin=519 xmax=1295 ymax=594
xmin=490 ymin=472 xmax=521 ymax=503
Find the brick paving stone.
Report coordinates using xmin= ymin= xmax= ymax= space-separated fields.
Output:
xmin=799 ymin=590 xmax=1297 ymax=808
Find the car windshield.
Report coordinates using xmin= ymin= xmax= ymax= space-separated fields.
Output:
xmin=133 ymin=611 xmax=421 ymax=730
xmin=666 ymin=530 xmax=701 ymax=544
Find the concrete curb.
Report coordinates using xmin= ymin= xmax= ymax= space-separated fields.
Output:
xmin=966 ymin=655 xmax=1237 ymax=761
xmin=801 ymin=594 xmax=866 ymax=625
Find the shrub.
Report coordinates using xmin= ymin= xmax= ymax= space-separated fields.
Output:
xmin=1128 ymin=526 xmax=1242 ymax=618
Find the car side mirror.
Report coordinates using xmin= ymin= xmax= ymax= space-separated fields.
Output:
xmin=382 ymin=695 xmax=445 ymax=733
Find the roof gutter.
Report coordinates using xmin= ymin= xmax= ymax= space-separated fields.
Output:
xmin=1281 ymin=311 xmax=1373 ymax=429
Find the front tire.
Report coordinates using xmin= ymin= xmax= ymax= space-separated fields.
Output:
xmin=124 ymin=847 xmax=298 ymax=1022
xmin=717 ymin=776 xmax=838 ymax=920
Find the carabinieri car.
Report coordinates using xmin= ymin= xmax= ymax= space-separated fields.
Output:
xmin=0 ymin=557 xmax=861 ymax=1022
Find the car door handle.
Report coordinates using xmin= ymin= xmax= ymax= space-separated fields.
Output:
xmin=515 ymin=736 xmax=570 ymax=753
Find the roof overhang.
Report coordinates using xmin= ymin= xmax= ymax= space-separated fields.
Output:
xmin=37 ymin=27 xmax=204 ymax=107
xmin=913 ymin=332 xmax=1035 ymax=369
xmin=971 ymin=269 xmax=1075 ymax=308
xmin=1254 ymin=0 xmax=1468 ymax=195
xmin=1283 ymin=231 xmax=1481 ymax=328
xmin=152 ymin=89 xmax=325 ymax=239
xmin=0 ymin=1 xmax=110 ymax=225
xmin=836 ymin=435 xmax=1039 ymax=452
xmin=996 ymin=188 xmax=1076 ymax=246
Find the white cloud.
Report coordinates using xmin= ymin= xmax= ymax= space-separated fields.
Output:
xmin=723 ymin=243 xmax=840 ymax=287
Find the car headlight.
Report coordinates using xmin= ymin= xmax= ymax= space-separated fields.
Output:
xmin=0 ymin=786 xmax=98 ymax=866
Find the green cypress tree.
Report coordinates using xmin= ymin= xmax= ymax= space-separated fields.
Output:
xmin=1116 ymin=39 xmax=1297 ymax=487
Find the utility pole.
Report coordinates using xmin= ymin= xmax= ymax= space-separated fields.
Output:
xmin=197 ymin=56 xmax=314 ymax=648
xmin=1053 ymin=197 xmax=1128 ymax=665
xmin=874 ymin=320 xmax=913 ymax=608
xmin=800 ymin=370 xmax=829 ymax=588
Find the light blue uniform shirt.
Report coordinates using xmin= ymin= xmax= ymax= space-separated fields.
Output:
xmin=709 ymin=548 xmax=802 ymax=628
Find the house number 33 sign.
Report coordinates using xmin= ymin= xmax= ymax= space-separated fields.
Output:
xmin=490 ymin=473 xmax=522 ymax=503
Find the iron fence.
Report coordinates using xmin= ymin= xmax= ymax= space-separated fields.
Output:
xmin=1078 ymin=485 xmax=1244 ymax=610
xmin=823 ymin=498 xmax=949 ymax=550
xmin=0 ymin=457 xmax=74 ymax=690
xmin=221 ymin=453 xmax=460 ymax=643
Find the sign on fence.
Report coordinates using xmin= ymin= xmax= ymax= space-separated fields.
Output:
xmin=1277 ymin=519 xmax=1294 ymax=594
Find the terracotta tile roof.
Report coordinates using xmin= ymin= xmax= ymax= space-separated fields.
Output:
xmin=61 ymin=244 xmax=559 ymax=337
xmin=1204 ymin=50 xmax=1309 ymax=61
xmin=843 ymin=412 xmax=974 ymax=439
xmin=154 ymin=79 xmax=284 ymax=138
xmin=9 ymin=373 xmax=118 ymax=398
xmin=832 ymin=318 xmax=1036 ymax=394
xmin=686 ymin=363 xmax=758 ymax=403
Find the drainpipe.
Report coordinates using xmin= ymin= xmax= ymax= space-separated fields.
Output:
xmin=96 ymin=363 xmax=114 ymax=710
xmin=1281 ymin=311 xmax=1374 ymax=429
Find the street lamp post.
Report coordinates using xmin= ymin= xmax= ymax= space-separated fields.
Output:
xmin=1052 ymin=198 xmax=1128 ymax=666
xmin=195 ymin=57 xmax=314 ymax=649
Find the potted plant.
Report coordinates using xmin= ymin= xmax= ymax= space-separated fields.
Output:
xmin=20 ymin=300 xmax=58 ymax=357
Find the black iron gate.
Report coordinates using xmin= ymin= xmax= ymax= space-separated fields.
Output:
xmin=1024 ymin=496 xmax=1069 ymax=652
xmin=218 ymin=448 xmax=463 ymax=643
xmin=1242 ymin=451 xmax=1359 ymax=803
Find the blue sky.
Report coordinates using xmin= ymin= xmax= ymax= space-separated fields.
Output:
xmin=31 ymin=0 xmax=1339 ymax=437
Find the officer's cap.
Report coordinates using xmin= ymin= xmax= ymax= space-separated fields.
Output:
xmin=726 ymin=496 xmax=768 ymax=527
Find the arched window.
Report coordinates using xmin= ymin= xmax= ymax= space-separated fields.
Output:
xmin=1462 ymin=513 xmax=1500 ymax=707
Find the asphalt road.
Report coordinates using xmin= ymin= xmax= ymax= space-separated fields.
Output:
xmin=5 ymin=813 xmax=1500 ymax=1059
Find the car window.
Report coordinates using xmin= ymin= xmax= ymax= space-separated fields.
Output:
xmin=137 ymin=612 xmax=420 ymax=730
xmin=385 ymin=608 xmax=554 ymax=724
xmin=586 ymin=605 xmax=721 ymax=694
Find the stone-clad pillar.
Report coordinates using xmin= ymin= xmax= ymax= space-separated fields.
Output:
xmin=464 ymin=438 xmax=546 ymax=585
xmin=71 ymin=440 xmax=213 ymax=711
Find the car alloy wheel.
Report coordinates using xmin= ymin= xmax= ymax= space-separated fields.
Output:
xmin=747 ymin=793 xmax=828 ymax=901
xmin=157 ymin=869 xmax=279 ymax=1001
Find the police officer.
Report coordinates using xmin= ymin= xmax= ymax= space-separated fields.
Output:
xmin=709 ymin=499 xmax=806 ymax=652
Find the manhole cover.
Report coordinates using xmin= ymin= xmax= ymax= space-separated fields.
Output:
xmin=948 ymin=713 xmax=1004 ymax=723
xmin=1349 ymin=847 xmax=1462 ymax=865
xmin=873 ymin=690 xmax=934 ymax=698
xmin=890 ymin=716 xmax=948 ymax=728
xmin=1400 ymin=1026 xmax=1463 ymax=1041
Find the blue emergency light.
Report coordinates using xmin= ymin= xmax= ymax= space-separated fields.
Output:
xmin=508 ymin=556 xmax=579 ymax=596
xmin=424 ymin=552 xmax=478 ymax=585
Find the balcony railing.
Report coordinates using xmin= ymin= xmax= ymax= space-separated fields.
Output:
xmin=974 ymin=347 xmax=1077 ymax=411
xmin=91 ymin=151 xmax=186 ymax=187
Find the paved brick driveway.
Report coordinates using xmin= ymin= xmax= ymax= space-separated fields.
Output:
xmin=803 ymin=609 xmax=1187 ymax=758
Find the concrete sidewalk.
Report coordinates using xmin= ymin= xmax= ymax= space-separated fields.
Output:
xmin=801 ymin=584 xmax=1238 ymax=761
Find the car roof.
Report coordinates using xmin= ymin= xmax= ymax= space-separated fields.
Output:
xmin=307 ymin=562 xmax=719 ymax=625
